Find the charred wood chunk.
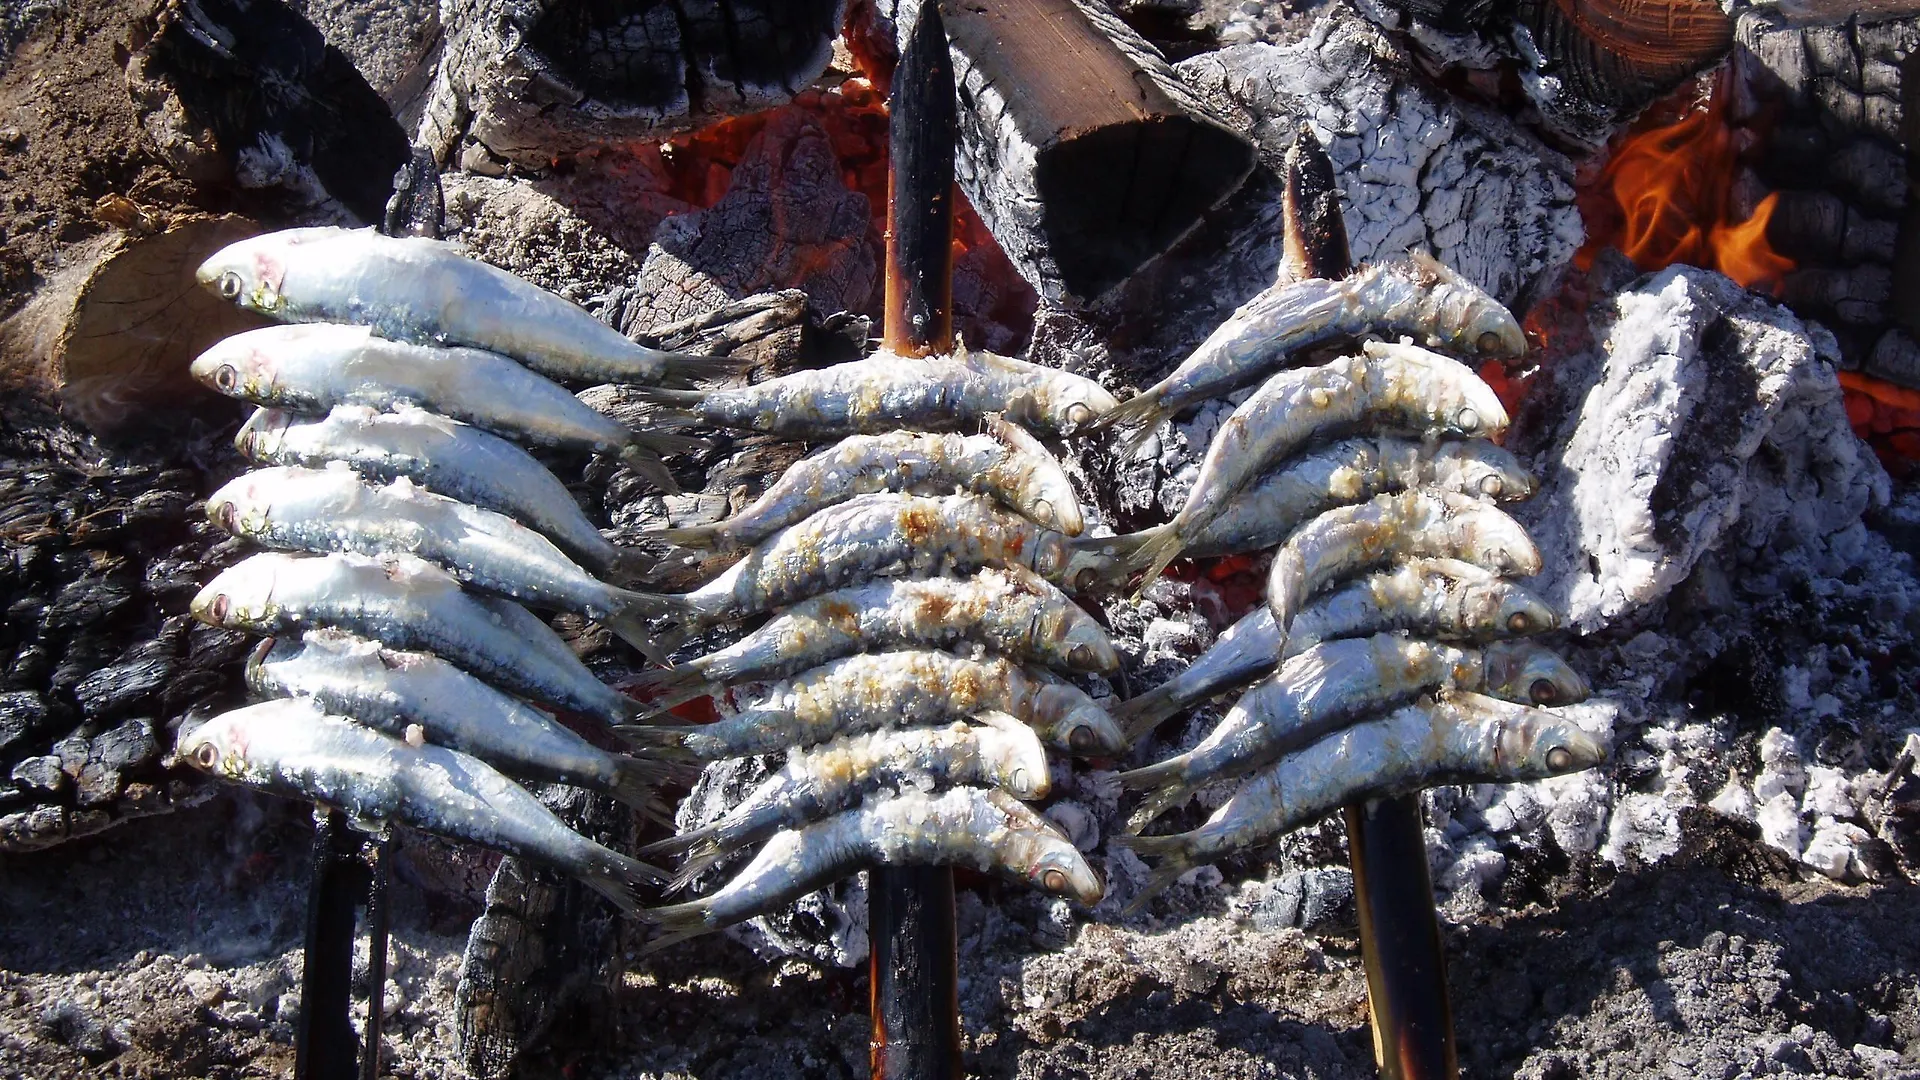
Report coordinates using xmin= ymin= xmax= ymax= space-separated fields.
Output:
xmin=1511 ymin=0 xmax=1733 ymax=119
xmin=882 ymin=0 xmax=1255 ymax=304
xmin=454 ymin=786 xmax=631 ymax=1080
xmin=125 ymin=0 xmax=412 ymax=222
xmin=439 ymin=0 xmax=844 ymax=167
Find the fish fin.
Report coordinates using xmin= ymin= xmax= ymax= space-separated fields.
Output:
xmin=1123 ymin=786 xmax=1191 ymax=835
xmin=1116 ymin=755 xmax=1186 ymax=792
xmin=580 ymin=849 xmax=668 ymax=917
xmin=613 ymin=724 xmax=704 ymax=760
xmin=1082 ymin=388 xmax=1168 ymax=442
xmin=1113 ymin=685 xmax=1183 ymax=743
xmin=1113 ymin=833 xmax=1197 ymax=916
xmin=636 ymin=899 xmax=719 ymax=954
xmin=637 ymin=824 xmax=710 ymax=861
xmin=620 ymin=664 xmax=715 ymax=718
xmin=656 ymin=350 xmax=750 ymax=389
xmin=604 ymin=589 xmax=692 ymax=665
xmin=640 ymin=521 xmax=729 ymax=549
xmin=1126 ymin=524 xmax=1186 ymax=598
xmin=608 ymin=754 xmax=693 ymax=817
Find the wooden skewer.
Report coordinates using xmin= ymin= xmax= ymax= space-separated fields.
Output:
xmin=1282 ymin=127 xmax=1459 ymax=1080
xmin=870 ymin=4 xmax=963 ymax=1078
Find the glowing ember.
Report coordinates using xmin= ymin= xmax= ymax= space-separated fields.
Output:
xmin=1576 ymin=74 xmax=1792 ymax=295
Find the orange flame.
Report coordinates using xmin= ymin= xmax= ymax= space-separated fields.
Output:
xmin=1577 ymin=76 xmax=1793 ymax=295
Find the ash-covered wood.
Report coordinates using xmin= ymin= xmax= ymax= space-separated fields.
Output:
xmin=421 ymin=0 xmax=845 ymax=169
xmin=878 ymin=0 xmax=1255 ymax=305
xmin=124 ymin=0 xmax=412 ymax=223
xmin=454 ymin=786 xmax=633 ymax=1080
xmin=1510 ymin=260 xmax=1889 ymax=633
xmin=1733 ymin=6 xmax=1920 ymax=386
xmin=0 ymin=407 xmax=250 ymax=852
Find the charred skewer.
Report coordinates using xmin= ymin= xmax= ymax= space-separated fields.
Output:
xmin=1286 ymin=128 xmax=1460 ymax=1080
xmin=871 ymin=5 xmax=963 ymax=1078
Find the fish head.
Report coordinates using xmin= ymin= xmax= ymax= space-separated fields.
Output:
xmin=1407 ymin=252 xmax=1528 ymax=359
xmin=1036 ymin=599 xmax=1119 ymax=674
xmin=196 ymin=232 xmax=294 ymax=315
xmin=1055 ymin=534 xmax=1130 ymax=593
xmin=204 ymin=470 xmax=277 ymax=539
xmin=1045 ymin=374 xmax=1121 ymax=437
xmin=1032 ymin=684 xmax=1128 ymax=756
xmin=1498 ymin=710 xmax=1607 ymax=778
xmin=1018 ymin=467 xmax=1084 ymax=538
xmin=174 ymin=707 xmax=281 ymax=785
xmin=1481 ymin=642 xmax=1590 ymax=707
xmin=234 ymin=407 xmax=295 ymax=461
xmin=1428 ymin=440 xmax=1536 ymax=501
xmin=191 ymin=553 xmax=296 ymax=631
xmin=973 ymin=711 xmax=1053 ymax=799
xmin=989 ymin=791 xmax=1105 ymax=905
xmin=1460 ymin=580 xmax=1560 ymax=638
xmin=191 ymin=329 xmax=288 ymax=403
xmin=1445 ymin=496 xmax=1541 ymax=577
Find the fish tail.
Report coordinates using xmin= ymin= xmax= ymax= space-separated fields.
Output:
xmin=618 ymin=443 xmax=684 ymax=496
xmin=665 ymin=848 xmax=726 ymax=895
xmin=1126 ymin=524 xmax=1186 ymax=597
xmin=605 ymin=545 xmax=659 ymax=586
xmin=613 ymin=724 xmax=708 ymax=760
xmin=1116 ymin=755 xmax=1187 ymax=792
xmin=640 ymin=521 xmax=730 ymax=550
xmin=1114 ymin=686 xmax=1183 ymax=743
xmin=637 ymin=824 xmax=712 ymax=861
xmin=655 ymin=350 xmax=750 ymax=390
xmin=636 ymin=899 xmax=720 ymax=954
xmin=580 ymin=848 xmax=669 ymax=917
xmin=1083 ymin=388 xmax=1169 ymax=443
xmin=1114 ymin=833 xmax=1197 ymax=915
xmin=621 ymin=664 xmax=716 ymax=718
xmin=607 ymin=754 xmax=692 ymax=818
xmin=1123 ymin=786 xmax=1191 ymax=835
xmin=605 ymin=588 xmax=692 ymax=665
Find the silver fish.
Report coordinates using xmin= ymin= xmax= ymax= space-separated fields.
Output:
xmin=191 ymin=552 xmax=641 ymax=724
xmin=247 ymin=629 xmax=677 ymax=813
xmin=1116 ymin=559 xmax=1559 ymax=741
xmin=1266 ymin=488 xmax=1542 ymax=643
xmin=192 ymin=324 xmax=697 ymax=493
xmin=1117 ymin=634 xmax=1587 ymax=831
xmin=598 ymin=346 xmax=1118 ymax=438
xmin=178 ymin=698 xmax=666 ymax=914
xmin=205 ymin=466 xmax=663 ymax=659
xmin=622 ymin=568 xmax=1118 ymax=717
xmin=619 ymin=649 xmax=1126 ymax=760
xmin=647 ymin=417 xmax=1085 ymax=549
xmin=1121 ymin=692 xmax=1605 ymax=906
xmin=1127 ymin=341 xmax=1510 ymax=587
xmin=639 ymin=787 xmax=1101 ymax=953
xmin=236 ymin=405 xmax=637 ymax=580
xmin=1071 ymin=434 xmax=1535 ymax=578
xmin=1089 ymin=253 xmax=1526 ymax=441
xmin=642 ymin=714 xmax=1053 ymax=889
xmin=194 ymin=226 xmax=738 ymax=387
xmin=623 ymin=494 xmax=1123 ymax=634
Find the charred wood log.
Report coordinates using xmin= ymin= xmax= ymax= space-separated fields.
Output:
xmin=124 ymin=0 xmax=412 ymax=224
xmin=877 ymin=0 xmax=1256 ymax=305
xmin=420 ymin=0 xmax=845 ymax=169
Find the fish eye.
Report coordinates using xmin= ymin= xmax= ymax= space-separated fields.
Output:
xmin=1456 ymin=407 xmax=1479 ymax=430
xmin=1067 ymin=644 xmax=1094 ymax=669
xmin=1072 ymin=568 xmax=1099 ymax=592
xmin=192 ymin=742 xmax=220 ymax=770
xmin=1041 ymin=868 xmax=1069 ymax=893
xmin=214 ymin=364 xmax=238 ymax=392
xmin=1529 ymin=678 xmax=1559 ymax=705
xmin=1068 ymin=725 xmax=1097 ymax=753
xmin=1507 ymin=611 xmax=1531 ymax=634
xmin=1478 ymin=330 xmax=1504 ymax=355
xmin=218 ymin=272 xmax=244 ymax=301
xmin=1064 ymin=403 xmax=1093 ymax=430
xmin=1547 ymin=746 xmax=1574 ymax=771
xmin=1033 ymin=499 xmax=1054 ymax=522
xmin=209 ymin=594 xmax=230 ymax=623
xmin=1479 ymin=474 xmax=1504 ymax=497
xmin=212 ymin=501 xmax=237 ymax=533
xmin=1010 ymin=768 xmax=1031 ymax=792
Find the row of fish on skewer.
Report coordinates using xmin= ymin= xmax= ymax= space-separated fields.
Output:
xmin=173 ymin=226 xmax=1138 ymax=943
xmin=1062 ymin=254 xmax=1608 ymax=903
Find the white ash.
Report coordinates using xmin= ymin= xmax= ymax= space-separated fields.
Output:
xmin=1513 ymin=263 xmax=1891 ymax=634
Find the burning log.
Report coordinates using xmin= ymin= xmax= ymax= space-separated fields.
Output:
xmin=876 ymin=0 xmax=1257 ymax=305
xmin=420 ymin=0 xmax=847 ymax=170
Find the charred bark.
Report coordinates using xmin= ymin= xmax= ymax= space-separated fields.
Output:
xmin=421 ymin=0 xmax=845 ymax=169
xmin=879 ymin=0 xmax=1256 ymax=305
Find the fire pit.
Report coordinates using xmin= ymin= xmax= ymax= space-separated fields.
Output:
xmin=2 ymin=1 xmax=1919 ymax=1078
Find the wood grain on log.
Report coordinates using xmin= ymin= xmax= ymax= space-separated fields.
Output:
xmin=882 ymin=0 xmax=1256 ymax=305
xmin=422 ymin=0 xmax=844 ymax=168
